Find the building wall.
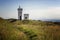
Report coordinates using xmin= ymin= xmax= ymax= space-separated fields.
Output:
xmin=18 ymin=7 xmax=23 ymax=20
xmin=24 ymin=14 xmax=29 ymax=20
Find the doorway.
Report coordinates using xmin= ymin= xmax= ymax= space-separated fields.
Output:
xmin=20 ymin=16 xmax=22 ymax=20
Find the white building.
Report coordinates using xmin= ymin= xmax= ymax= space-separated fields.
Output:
xmin=24 ymin=14 xmax=29 ymax=20
xmin=18 ymin=6 xmax=23 ymax=20
xmin=17 ymin=6 xmax=29 ymax=20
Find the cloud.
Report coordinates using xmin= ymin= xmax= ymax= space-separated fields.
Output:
xmin=47 ymin=7 xmax=60 ymax=19
xmin=23 ymin=7 xmax=60 ymax=20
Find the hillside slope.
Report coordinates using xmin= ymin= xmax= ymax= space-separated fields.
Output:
xmin=0 ymin=19 xmax=60 ymax=40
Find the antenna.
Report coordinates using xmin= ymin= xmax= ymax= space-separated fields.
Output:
xmin=19 ymin=5 xmax=20 ymax=8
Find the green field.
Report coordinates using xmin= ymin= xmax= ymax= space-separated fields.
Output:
xmin=0 ymin=18 xmax=60 ymax=40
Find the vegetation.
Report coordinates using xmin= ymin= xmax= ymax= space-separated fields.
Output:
xmin=0 ymin=18 xmax=60 ymax=40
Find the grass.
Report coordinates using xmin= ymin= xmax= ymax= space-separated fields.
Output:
xmin=0 ymin=19 xmax=28 ymax=40
xmin=0 ymin=18 xmax=60 ymax=40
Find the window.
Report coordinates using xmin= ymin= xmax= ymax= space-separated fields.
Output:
xmin=25 ymin=17 xmax=27 ymax=19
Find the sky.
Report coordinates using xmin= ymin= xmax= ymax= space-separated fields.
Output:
xmin=0 ymin=0 xmax=60 ymax=20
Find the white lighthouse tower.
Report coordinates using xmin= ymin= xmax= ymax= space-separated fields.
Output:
xmin=18 ymin=6 xmax=23 ymax=20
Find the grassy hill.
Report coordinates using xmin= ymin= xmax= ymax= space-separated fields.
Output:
xmin=0 ymin=18 xmax=60 ymax=40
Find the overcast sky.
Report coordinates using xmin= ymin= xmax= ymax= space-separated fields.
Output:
xmin=0 ymin=0 xmax=60 ymax=20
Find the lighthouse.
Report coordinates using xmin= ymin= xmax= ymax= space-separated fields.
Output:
xmin=18 ymin=6 xmax=23 ymax=20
